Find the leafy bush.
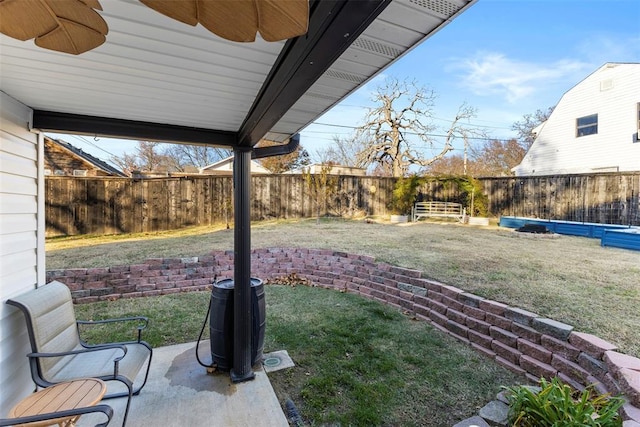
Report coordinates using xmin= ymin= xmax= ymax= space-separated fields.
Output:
xmin=390 ymin=175 xmax=423 ymax=214
xmin=430 ymin=175 xmax=488 ymax=216
xmin=505 ymin=377 xmax=624 ymax=427
xmin=457 ymin=176 xmax=488 ymax=217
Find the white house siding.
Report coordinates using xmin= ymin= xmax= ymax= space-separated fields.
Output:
xmin=0 ymin=91 xmax=43 ymax=415
xmin=514 ymin=63 xmax=640 ymax=176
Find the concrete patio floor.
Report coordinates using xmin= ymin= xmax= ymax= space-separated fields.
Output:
xmin=77 ymin=341 xmax=289 ymax=427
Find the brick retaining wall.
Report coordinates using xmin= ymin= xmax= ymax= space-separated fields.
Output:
xmin=47 ymin=247 xmax=640 ymax=423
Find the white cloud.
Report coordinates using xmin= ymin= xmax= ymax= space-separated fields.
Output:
xmin=452 ymin=53 xmax=590 ymax=103
xmin=576 ymin=34 xmax=640 ymax=65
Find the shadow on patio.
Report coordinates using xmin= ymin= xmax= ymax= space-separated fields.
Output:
xmin=77 ymin=341 xmax=287 ymax=427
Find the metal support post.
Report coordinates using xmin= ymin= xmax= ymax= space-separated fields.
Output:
xmin=230 ymin=147 xmax=255 ymax=383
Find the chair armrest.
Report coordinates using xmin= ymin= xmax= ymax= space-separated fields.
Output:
xmin=78 ymin=316 xmax=148 ymax=328
xmin=28 ymin=343 xmax=127 ymax=359
xmin=0 ymin=404 xmax=113 ymax=427
xmin=78 ymin=316 xmax=149 ymax=342
xmin=28 ymin=344 xmax=128 ymax=378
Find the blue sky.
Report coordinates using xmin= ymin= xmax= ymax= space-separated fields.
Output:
xmin=300 ymin=0 xmax=640 ymax=159
xmin=50 ymin=0 xmax=640 ymax=165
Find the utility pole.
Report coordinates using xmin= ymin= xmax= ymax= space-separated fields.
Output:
xmin=463 ymin=134 xmax=468 ymax=175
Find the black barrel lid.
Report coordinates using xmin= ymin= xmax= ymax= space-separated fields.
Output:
xmin=214 ymin=278 xmax=263 ymax=289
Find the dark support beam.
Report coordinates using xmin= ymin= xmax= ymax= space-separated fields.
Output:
xmin=231 ymin=0 xmax=393 ymax=380
xmin=230 ymin=147 xmax=254 ymax=383
xmin=237 ymin=0 xmax=392 ymax=147
xmin=32 ymin=110 xmax=238 ymax=146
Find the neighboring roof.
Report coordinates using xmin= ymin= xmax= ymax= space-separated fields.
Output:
xmin=0 ymin=0 xmax=476 ymax=149
xmin=200 ymin=156 xmax=271 ymax=175
xmin=46 ymin=137 xmax=126 ymax=177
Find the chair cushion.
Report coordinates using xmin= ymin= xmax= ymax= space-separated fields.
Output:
xmin=8 ymin=281 xmax=79 ymax=375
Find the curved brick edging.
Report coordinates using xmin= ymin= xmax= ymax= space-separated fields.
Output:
xmin=46 ymin=247 xmax=640 ymax=423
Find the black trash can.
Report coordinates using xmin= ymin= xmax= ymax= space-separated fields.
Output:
xmin=210 ymin=278 xmax=265 ymax=371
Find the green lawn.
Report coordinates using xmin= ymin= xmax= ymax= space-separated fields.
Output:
xmin=74 ymin=284 xmax=525 ymax=426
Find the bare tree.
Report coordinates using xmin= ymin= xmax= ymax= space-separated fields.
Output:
xmin=110 ymin=152 xmax=140 ymax=176
xmin=356 ymin=78 xmax=480 ymax=177
xmin=471 ymin=139 xmax=527 ymax=176
xmin=112 ymin=141 xmax=230 ymax=175
xmin=316 ymin=134 xmax=369 ymax=167
xmin=511 ymin=106 xmax=554 ymax=149
xmin=424 ymin=138 xmax=527 ymax=177
xmin=164 ymin=144 xmax=230 ymax=171
xmin=255 ymin=139 xmax=310 ymax=173
xmin=423 ymin=154 xmax=468 ymax=176
xmin=134 ymin=141 xmax=169 ymax=172
xmin=111 ymin=141 xmax=170 ymax=175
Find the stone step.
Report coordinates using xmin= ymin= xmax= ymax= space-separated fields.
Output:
xmin=452 ymin=415 xmax=491 ymax=427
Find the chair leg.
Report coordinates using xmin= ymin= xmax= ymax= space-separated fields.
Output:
xmin=121 ymin=384 xmax=133 ymax=427
xmin=102 ymin=378 xmax=134 ymax=427
xmin=132 ymin=347 xmax=153 ymax=396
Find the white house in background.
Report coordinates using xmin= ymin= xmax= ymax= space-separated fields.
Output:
xmin=199 ymin=156 xmax=272 ymax=175
xmin=513 ymin=63 xmax=640 ymax=176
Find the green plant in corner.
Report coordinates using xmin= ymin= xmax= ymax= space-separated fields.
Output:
xmin=505 ymin=377 xmax=624 ymax=427
xmin=390 ymin=175 xmax=423 ymax=215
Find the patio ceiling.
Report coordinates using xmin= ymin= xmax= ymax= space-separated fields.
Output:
xmin=1 ymin=0 xmax=476 ymax=149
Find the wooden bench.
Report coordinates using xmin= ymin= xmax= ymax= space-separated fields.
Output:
xmin=412 ymin=201 xmax=465 ymax=222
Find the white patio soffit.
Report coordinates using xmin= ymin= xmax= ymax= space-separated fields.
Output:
xmin=0 ymin=0 xmax=476 ymax=148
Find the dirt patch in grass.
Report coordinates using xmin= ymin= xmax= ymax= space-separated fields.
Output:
xmin=49 ymin=218 xmax=640 ymax=358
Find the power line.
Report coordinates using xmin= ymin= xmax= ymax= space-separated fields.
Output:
xmin=324 ymin=103 xmax=514 ymax=130
xmin=64 ymin=135 xmax=129 ymax=170
xmin=70 ymin=135 xmax=119 ymax=158
xmin=307 ymin=121 xmax=514 ymax=142
xmin=301 ymin=132 xmax=486 ymax=153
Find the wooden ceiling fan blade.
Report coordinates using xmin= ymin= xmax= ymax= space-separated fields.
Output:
xmin=47 ymin=0 xmax=108 ymax=36
xmin=198 ymin=0 xmax=258 ymax=42
xmin=256 ymin=0 xmax=308 ymax=42
xmin=139 ymin=0 xmax=199 ymax=26
xmin=79 ymin=0 xmax=103 ymax=10
xmin=0 ymin=0 xmax=107 ymax=54
xmin=36 ymin=19 xmax=106 ymax=54
xmin=0 ymin=0 xmax=58 ymax=41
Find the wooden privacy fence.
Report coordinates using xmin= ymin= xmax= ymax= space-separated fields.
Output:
xmin=45 ymin=172 xmax=640 ymax=236
xmin=45 ymin=175 xmax=398 ymax=236
xmin=482 ymin=173 xmax=640 ymax=226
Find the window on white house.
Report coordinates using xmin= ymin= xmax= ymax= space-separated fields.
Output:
xmin=576 ymin=114 xmax=598 ymax=137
